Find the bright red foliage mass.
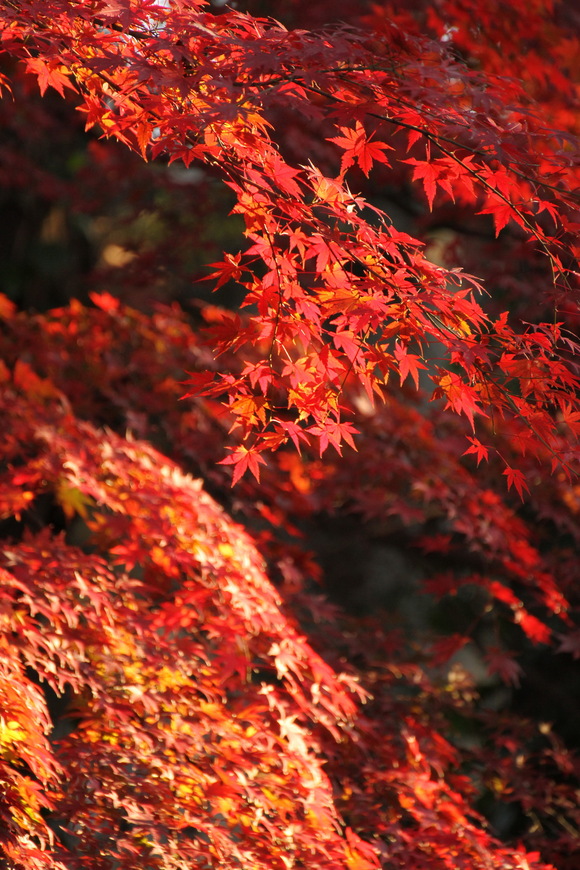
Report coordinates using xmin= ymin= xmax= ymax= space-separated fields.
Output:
xmin=0 ymin=1 xmax=579 ymax=869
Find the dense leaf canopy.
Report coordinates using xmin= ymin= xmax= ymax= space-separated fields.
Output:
xmin=0 ymin=1 xmax=579 ymax=869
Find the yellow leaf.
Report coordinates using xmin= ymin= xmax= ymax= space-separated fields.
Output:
xmin=56 ymin=481 xmax=93 ymax=520
xmin=218 ymin=543 xmax=235 ymax=559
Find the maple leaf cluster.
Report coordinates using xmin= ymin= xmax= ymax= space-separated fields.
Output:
xmin=0 ymin=1 xmax=580 ymax=869
xmin=2 ymin=295 xmax=579 ymax=870
xmin=1 ymin=0 xmax=579 ymax=482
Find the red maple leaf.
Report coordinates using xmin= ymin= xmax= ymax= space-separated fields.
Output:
xmin=218 ymin=444 xmax=267 ymax=485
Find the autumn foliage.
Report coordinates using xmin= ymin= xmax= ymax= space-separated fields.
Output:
xmin=0 ymin=0 xmax=580 ymax=868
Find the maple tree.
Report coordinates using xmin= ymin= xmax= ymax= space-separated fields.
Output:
xmin=0 ymin=1 xmax=580 ymax=869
